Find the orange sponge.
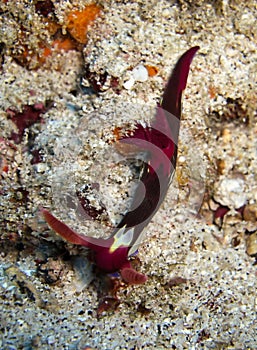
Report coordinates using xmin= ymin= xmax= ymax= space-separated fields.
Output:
xmin=66 ymin=4 xmax=101 ymax=44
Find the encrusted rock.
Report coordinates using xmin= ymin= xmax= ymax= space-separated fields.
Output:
xmin=213 ymin=177 xmax=247 ymax=209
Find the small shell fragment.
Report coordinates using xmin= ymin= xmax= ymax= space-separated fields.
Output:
xmin=123 ymin=77 xmax=135 ymax=90
xmin=132 ymin=64 xmax=149 ymax=82
xmin=123 ymin=64 xmax=149 ymax=89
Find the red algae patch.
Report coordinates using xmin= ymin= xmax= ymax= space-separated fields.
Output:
xmin=7 ymin=104 xmax=47 ymax=144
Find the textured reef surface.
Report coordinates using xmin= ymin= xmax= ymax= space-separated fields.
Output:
xmin=0 ymin=1 xmax=256 ymax=349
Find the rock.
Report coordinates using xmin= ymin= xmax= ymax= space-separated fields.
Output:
xmin=243 ymin=204 xmax=257 ymax=222
xmin=123 ymin=77 xmax=135 ymax=90
xmin=132 ymin=64 xmax=149 ymax=82
xmin=245 ymin=232 xmax=257 ymax=256
xmin=221 ymin=128 xmax=231 ymax=143
xmin=213 ymin=177 xmax=247 ymax=208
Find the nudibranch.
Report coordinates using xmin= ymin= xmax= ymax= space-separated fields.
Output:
xmin=42 ymin=46 xmax=199 ymax=285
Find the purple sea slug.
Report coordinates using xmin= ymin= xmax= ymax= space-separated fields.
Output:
xmin=42 ymin=46 xmax=199 ymax=285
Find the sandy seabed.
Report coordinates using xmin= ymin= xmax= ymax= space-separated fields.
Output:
xmin=0 ymin=0 xmax=256 ymax=349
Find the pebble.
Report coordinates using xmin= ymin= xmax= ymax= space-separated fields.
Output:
xmin=216 ymin=159 xmax=226 ymax=175
xmin=123 ymin=64 xmax=149 ymax=89
xmin=178 ymin=155 xmax=186 ymax=164
xmin=213 ymin=177 xmax=247 ymax=208
xmin=221 ymin=128 xmax=232 ymax=143
xmin=132 ymin=64 xmax=149 ymax=82
xmin=35 ymin=162 xmax=48 ymax=173
xmin=47 ymin=335 xmax=55 ymax=345
xmin=123 ymin=77 xmax=135 ymax=90
xmin=243 ymin=204 xmax=257 ymax=222
xmin=209 ymin=198 xmax=219 ymax=211
xmin=245 ymin=232 xmax=257 ymax=256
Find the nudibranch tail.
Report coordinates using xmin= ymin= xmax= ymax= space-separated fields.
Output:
xmin=41 ymin=208 xmax=131 ymax=273
xmin=161 ymin=46 xmax=199 ymax=118
xmin=41 ymin=208 xmax=91 ymax=246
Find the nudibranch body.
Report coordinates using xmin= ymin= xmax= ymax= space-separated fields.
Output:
xmin=42 ymin=46 xmax=199 ymax=284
